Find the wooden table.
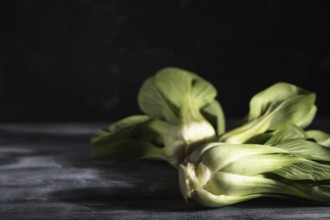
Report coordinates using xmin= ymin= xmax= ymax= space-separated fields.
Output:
xmin=1 ymin=120 xmax=330 ymax=219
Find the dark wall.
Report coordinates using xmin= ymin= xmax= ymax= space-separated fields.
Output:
xmin=1 ymin=0 xmax=329 ymax=122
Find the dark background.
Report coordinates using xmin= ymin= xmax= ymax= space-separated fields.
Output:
xmin=1 ymin=0 xmax=329 ymax=122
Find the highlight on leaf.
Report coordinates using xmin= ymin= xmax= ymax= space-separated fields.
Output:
xmin=306 ymin=130 xmax=330 ymax=147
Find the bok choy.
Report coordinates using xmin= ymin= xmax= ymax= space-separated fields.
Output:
xmin=179 ymin=140 xmax=330 ymax=207
xmin=219 ymin=82 xmax=317 ymax=144
xmin=91 ymin=67 xmax=330 ymax=208
xmin=91 ymin=67 xmax=225 ymax=167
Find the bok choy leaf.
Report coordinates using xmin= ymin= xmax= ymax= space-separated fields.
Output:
xmin=91 ymin=67 xmax=225 ymax=167
xmin=219 ymin=82 xmax=317 ymax=144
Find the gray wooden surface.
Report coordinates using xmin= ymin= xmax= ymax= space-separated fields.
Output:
xmin=1 ymin=120 xmax=330 ymax=220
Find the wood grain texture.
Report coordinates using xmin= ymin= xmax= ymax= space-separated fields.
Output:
xmin=0 ymin=120 xmax=330 ymax=220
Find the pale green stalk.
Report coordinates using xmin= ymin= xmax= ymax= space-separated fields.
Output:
xmin=179 ymin=142 xmax=330 ymax=207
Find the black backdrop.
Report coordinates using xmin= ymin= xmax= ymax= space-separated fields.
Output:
xmin=1 ymin=0 xmax=329 ymax=122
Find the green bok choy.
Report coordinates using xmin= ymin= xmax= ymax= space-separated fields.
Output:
xmin=179 ymin=139 xmax=330 ymax=207
xmin=91 ymin=67 xmax=225 ymax=167
xmin=219 ymin=82 xmax=317 ymax=144
xmin=91 ymin=67 xmax=330 ymax=208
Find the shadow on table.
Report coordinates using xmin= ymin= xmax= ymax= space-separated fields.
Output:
xmin=47 ymin=158 xmax=205 ymax=211
xmin=50 ymin=187 xmax=209 ymax=212
xmin=49 ymin=157 xmax=324 ymax=212
xmin=49 ymin=182 xmax=321 ymax=212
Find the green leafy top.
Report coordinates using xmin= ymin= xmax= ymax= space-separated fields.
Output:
xmin=91 ymin=67 xmax=225 ymax=167
xmin=138 ymin=68 xmax=217 ymax=122
xmin=220 ymin=82 xmax=317 ymax=144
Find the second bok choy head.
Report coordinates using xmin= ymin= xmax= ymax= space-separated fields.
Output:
xmin=179 ymin=140 xmax=330 ymax=208
xmin=219 ymin=82 xmax=317 ymax=144
xmin=91 ymin=67 xmax=225 ymax=167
